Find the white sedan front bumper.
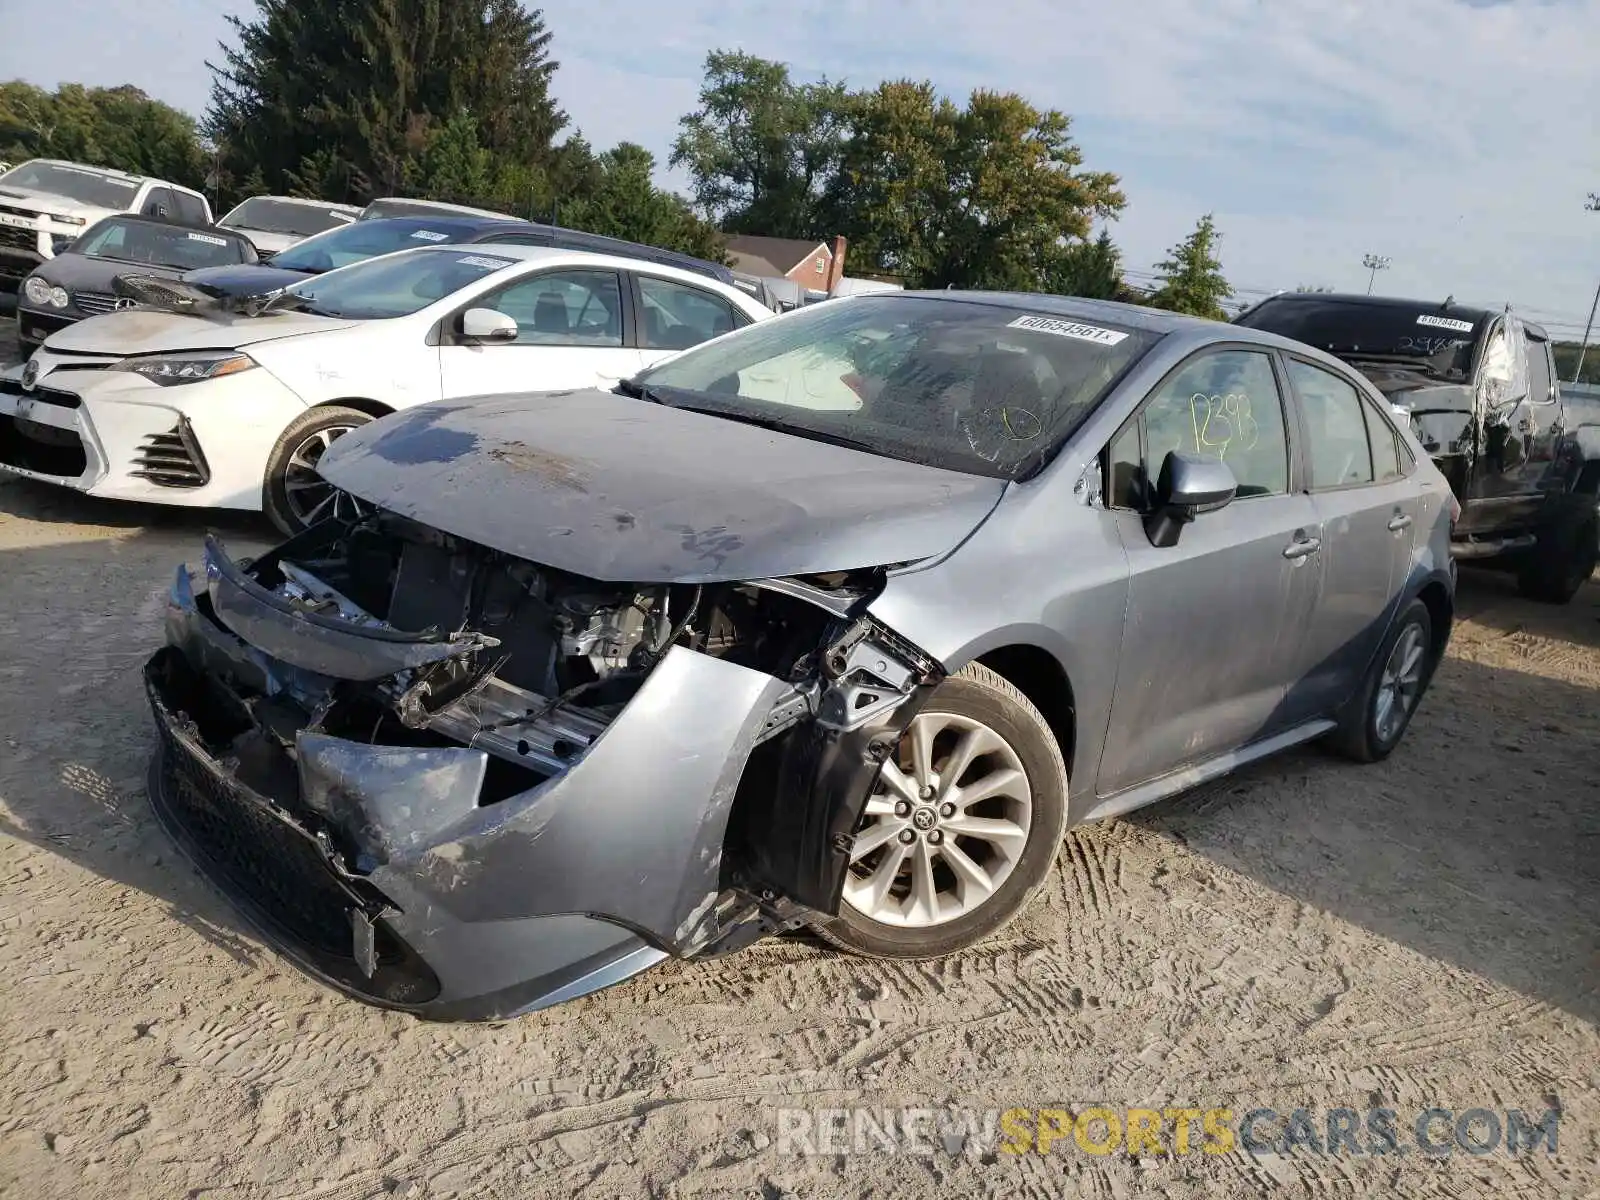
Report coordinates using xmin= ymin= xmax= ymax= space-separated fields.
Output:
xmin=0 ymin=349 xmax=308 ymax=511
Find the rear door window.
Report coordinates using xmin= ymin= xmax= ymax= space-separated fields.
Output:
xmin=170 ymin=191 xmax=209 ymax=225
xmin=1361 ymin=397 xmax=1403 ymax=482
xmin=637 ymin=276 xmax=740 ymax=350
xmin=1289 ymin=360 xmax=1375 ymax=489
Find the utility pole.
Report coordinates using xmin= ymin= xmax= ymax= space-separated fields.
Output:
xmin=1362 ymin=253 xmax=1392 ymax=295
xmin=1573 ymin=193 xmax=1600 ymax=384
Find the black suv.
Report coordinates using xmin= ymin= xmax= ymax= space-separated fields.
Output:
xmin=1237 ymin=292 xmax=1600 ymax=603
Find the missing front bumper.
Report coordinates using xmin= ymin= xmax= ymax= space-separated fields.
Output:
xmin=145 ymin=531 xmax=943 ymax=1017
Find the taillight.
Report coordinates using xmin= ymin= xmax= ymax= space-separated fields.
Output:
xmin=1448 ymin=494 xmax=1462 ymax=527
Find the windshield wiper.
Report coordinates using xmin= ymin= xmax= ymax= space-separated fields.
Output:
xmin=668 ymin=402 xmax=884 ymax=457
xmin=614 ymin=378 xmax=671 ymax=405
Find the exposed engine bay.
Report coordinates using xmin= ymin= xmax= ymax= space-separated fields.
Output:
xmin=148 ymin=510 xmax=942 ymax=1014
xmin=218 ymin=512 xmax=922 ymax=778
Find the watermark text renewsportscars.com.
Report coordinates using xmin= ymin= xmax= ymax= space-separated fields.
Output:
xmin=774 ymin=1105 xmax=1560 ymax=1158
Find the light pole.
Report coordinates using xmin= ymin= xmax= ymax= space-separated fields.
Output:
xmin=1572 ymin=193 xmax=1600 ymax=384
xmin=1362 ymin=253 xmax=1392 ymax=295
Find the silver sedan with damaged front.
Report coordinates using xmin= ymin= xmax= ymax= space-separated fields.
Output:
xmin=142 ymin=291 xmax=1457 ymax=1019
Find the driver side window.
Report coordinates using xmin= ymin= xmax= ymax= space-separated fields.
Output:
xmin=1107 ymin=349 xmax=1291 ymax=509
xmin=474 ymin=269 xmax=624 ymax=347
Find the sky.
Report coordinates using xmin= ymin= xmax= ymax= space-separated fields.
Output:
xmin=2 ymin=0 xmax=1598 ymax=335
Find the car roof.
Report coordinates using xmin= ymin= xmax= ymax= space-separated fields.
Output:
xmin=81 ymin=212 xmax=250 ymax=241
xmin=1244 ymin=290 xmax=1494 ymax=323
xmin=369 ymin=243 xmax=755 ymax=306
xmin=895 ymin=290 xmax=1228 ymax=335
xmin=19 ymin=157 xmax=155 ymax=184
xmin=235 ymin=194 xmax=362 ymax=212
xmin=363 ymin=197 xmax=516 ymax=219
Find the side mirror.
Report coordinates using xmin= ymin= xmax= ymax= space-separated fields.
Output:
xmin=1143 ymin=451 xmax=1237 ymax=548
xmin=461 ymin=308 xmax=518 ymax=343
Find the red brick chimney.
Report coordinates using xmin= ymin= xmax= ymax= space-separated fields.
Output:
xmin=827 ymin=235 xmax=849 ymax=293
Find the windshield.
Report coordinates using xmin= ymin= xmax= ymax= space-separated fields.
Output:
xmin=0 ymin=161 xmax=140 ymax=209
xmin=270 ymin=219 xmax=470 ymax=273
xmin=1235 ymin=297 xmax=1486 ymax=379
xmin=280 ymin=247 xmax=517 ymax=319
xmin=631 ymin=295 xmax=1161 ymax=478
xmin=73 ymin=219 xmax=249 ymax=268
xmin=221 ymin=197 xmax=354 ymax=238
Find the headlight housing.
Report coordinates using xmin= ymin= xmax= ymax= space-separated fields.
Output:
xmin=22 ymin=276 xmax=53 ymax=307
xmin=48 ymin=286 xmax=69 ymax=309
xmin=110 ymin=352 xmax=259 ymax=386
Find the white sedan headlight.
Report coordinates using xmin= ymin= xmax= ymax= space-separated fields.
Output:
xmin=110 ymin=352 xmax=259 ymax=386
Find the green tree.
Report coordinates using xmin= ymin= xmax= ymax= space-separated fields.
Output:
xmin=561 ymin=142 xmax=725 ymax=260
xmin=1553 ymin=341 xmax=1600 ymax=386
xmin=1050 ymin=228 xmax=1126 ymax=300
xmin=207 ymin=0 xmax=568 ymax=205
xmin=405 ymin=109 xmax=495 ymax=206
xmin=0 ymin=82 xmax=207 ymax=190
xmin=671 ymin=50 xmax=852 ymax=237
xmin=1145 ymin=214 xmax=1232 ymax=320
xmin=825 ymin=80 xmax=1124 ymax=290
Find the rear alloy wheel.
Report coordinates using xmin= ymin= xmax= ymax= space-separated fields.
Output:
xmin=812 ymin=663 xmax=1067 ymax=960
xmin=262 ymin=406 xmax=375 ymax=535
xmin=1330 ymin=598 xmax=1435 ymax=763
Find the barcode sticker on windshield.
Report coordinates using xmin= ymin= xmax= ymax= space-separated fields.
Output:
xmin=410 ymin=230 xmax=449 ymax=242
xmin=1416 ymin=314 xmax=1474 ymax=333
xmin=1007 ymin=314 xmax=1128 ymax=345
xmin=187 ymin=231 xmax=228 ymax=246
xmin=455 ymin=255 xmax=514 ymax=269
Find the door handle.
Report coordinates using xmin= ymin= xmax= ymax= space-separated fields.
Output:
xmin=1387 ymin=513 xmax=1413 ymax=532
xmin=1283 ymin=534 xmax=1321 ymax=560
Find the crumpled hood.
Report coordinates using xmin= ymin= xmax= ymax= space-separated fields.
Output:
xmin=319 ymin=389 xmax=1007 ymax=583
xmin=43 ymin=306 xmax=358 ymax=355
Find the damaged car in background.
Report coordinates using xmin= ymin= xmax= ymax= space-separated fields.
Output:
xmin=144 ymin=292 xmax=1457 ymax=1019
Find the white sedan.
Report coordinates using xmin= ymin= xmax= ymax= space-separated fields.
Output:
xmin=0 ymin=245 xmax=772 ymax=532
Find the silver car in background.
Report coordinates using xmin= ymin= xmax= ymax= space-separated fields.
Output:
xmin=143 ymin=292 xmax=1456 ymax=1018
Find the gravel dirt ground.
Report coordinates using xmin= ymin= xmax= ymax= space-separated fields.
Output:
xmin=0 ymin=330 xmax=1597 ymax=1199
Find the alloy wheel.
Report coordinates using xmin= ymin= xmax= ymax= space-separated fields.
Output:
xmin=282 ymin=425 xmax=368 ymax=527
xmin=842 ymin=711 xmax=1033 ymax=928
xmin=1373 ymin=623 xmax=1427 ymax=743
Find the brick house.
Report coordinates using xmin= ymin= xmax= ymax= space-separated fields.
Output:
xmin=723 ymin=234 xmax=848 ymax=291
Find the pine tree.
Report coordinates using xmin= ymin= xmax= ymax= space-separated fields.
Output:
xmin=1146 ymin=214 xmax=1233 ymax=321
xmin=207 ymin=0 xmax=567 ymax=204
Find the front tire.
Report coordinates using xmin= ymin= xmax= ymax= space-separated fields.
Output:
xmin=1516 ymin=510 xmax=1598 ymax=605
xmin=1330 ymin=598 xmax=1435 ymax=763
xmin=261 ymin=406 xmax=374 ymax=535
xmin=811 ymin=663 xmax=1068 ymax=960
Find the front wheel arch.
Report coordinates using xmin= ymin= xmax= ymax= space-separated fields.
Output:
xmin=260 ymin=404 xmax=379 ymax=535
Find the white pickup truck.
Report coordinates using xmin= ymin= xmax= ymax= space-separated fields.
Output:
xmin=0 ymin=159 xmax=212 ymax=303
